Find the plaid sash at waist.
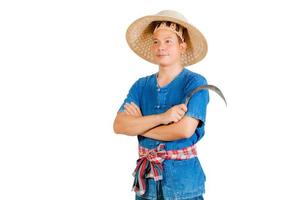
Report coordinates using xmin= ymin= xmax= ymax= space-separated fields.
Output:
xmin=132 ymin=143 xmax=197 ymax=195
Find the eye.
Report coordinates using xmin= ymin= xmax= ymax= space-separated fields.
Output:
xmin=153 ymin=40 xmax=159 ymax=45
xmin=166 ymin=39 xmax=173 ymax=44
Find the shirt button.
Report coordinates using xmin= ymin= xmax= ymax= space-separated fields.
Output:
xmin=156 ymin=105 xmax=160 ymax=109
xmin=157 ymin=88 xmax=160 ymax=92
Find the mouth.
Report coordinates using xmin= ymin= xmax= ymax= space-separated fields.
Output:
xmin=156 ymin=54 xmax=169 ymax=57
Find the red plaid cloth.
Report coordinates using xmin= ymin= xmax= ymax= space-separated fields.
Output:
xmin=132 ymin=143 xmax=197 ymax=195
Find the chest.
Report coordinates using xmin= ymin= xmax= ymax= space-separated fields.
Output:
xmin=140 ymin=82 xmax=187 ymax=115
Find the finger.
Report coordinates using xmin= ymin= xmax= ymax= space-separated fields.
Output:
xmin=130 ymin=102 xmax=138 ymax=107
xmin=128 ymin=104 xmax=138 ymax=114
xmin=124 ymin=106 xmax=133 ymax=115
xmin=172 ymin=105 xmax=185 ymax=115
xmin=178 ymin=104 xmax=188 ymax=112
xmin=124 ymin=109 xmax=131 ymax=115
xmin=177 ymin=109 xmax=185 ymax=117
xmin=125 ymin=104 xmax=136 ymax=115
xmin=127 ymin=105 xmax=136 ymax=115
xmin=176 ymin=113 xmax=183 ymax=120
xmin=131 ymin=102 xmax=142 ymax=115
xmin=136 ymin=107 xmax=142 ymax=116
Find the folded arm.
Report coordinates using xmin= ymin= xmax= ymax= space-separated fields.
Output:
xmin=141 ymin=115 xmax=199 ymax=141
xmin=113 ymin=111 xmax=164 ymax=136
xmin=113 ymin=102 xmax=199 ymax=141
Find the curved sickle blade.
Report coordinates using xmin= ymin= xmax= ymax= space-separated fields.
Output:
xmin=184 ymin=84 xmax=227 ymax=106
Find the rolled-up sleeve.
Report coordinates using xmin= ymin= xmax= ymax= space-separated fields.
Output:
xmin=118 ymin=78 xmax=142 ymax=113
xmin=184 ymin=76 xmax=210 ymax=126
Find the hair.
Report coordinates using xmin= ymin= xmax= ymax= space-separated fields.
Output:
xmin=151 ymin=21 xmax=186 ymax=44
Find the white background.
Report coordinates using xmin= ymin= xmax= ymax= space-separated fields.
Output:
xmin=1 ymin=0 xmax=299 ymax=199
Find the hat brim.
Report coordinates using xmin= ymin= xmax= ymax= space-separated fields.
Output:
xmin=126 ymin=15 xmax=208 ymax=66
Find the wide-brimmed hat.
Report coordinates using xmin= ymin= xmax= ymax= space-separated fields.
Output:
xmin=126 ymin=10 xmax=208 ymax=66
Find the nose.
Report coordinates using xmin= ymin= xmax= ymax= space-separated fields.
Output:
xmin=158 ymin=43 xmax=165 ymax=51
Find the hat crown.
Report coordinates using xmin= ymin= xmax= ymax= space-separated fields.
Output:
xmin=156 ymin=10 xmax=188 ymax=22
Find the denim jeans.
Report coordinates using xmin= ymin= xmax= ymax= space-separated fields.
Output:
xmin=135 ymin=195 xmax=204 ymax=200
xmin=135 ymin=180 xmax=204 ymax=200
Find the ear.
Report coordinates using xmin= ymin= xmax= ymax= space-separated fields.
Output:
xmin=179 ymin=42 xmax=187 ymax=53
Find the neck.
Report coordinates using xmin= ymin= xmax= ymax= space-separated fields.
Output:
xmin=156 ymin=63 xmax=184 ymax=86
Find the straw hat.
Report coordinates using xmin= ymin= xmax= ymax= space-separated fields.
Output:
xmin=126 ymin=10 xmax=208 ymax=66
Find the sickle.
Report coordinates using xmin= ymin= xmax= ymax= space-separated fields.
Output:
xmin=184 ymin=84 xmax=227 ymax=106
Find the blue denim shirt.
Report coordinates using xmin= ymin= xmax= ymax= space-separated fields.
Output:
xmin=118 ymin=68 xmax=209 ymax=199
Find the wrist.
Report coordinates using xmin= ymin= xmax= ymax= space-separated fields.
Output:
xmin=156 ymin=113 xmax=166 ymax=125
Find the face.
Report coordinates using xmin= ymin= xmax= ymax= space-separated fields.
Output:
xmin=151 ymin=29 xmax=187 ymax=67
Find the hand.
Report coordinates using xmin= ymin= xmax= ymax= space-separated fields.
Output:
xmin=124 ymin=102 xmax=142 ymax=117
xmin=160 ymin=104 xmax=187 ymax=125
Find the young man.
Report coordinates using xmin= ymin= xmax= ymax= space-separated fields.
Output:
xmin=114 ymin=10 xmax=209 ymax=200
